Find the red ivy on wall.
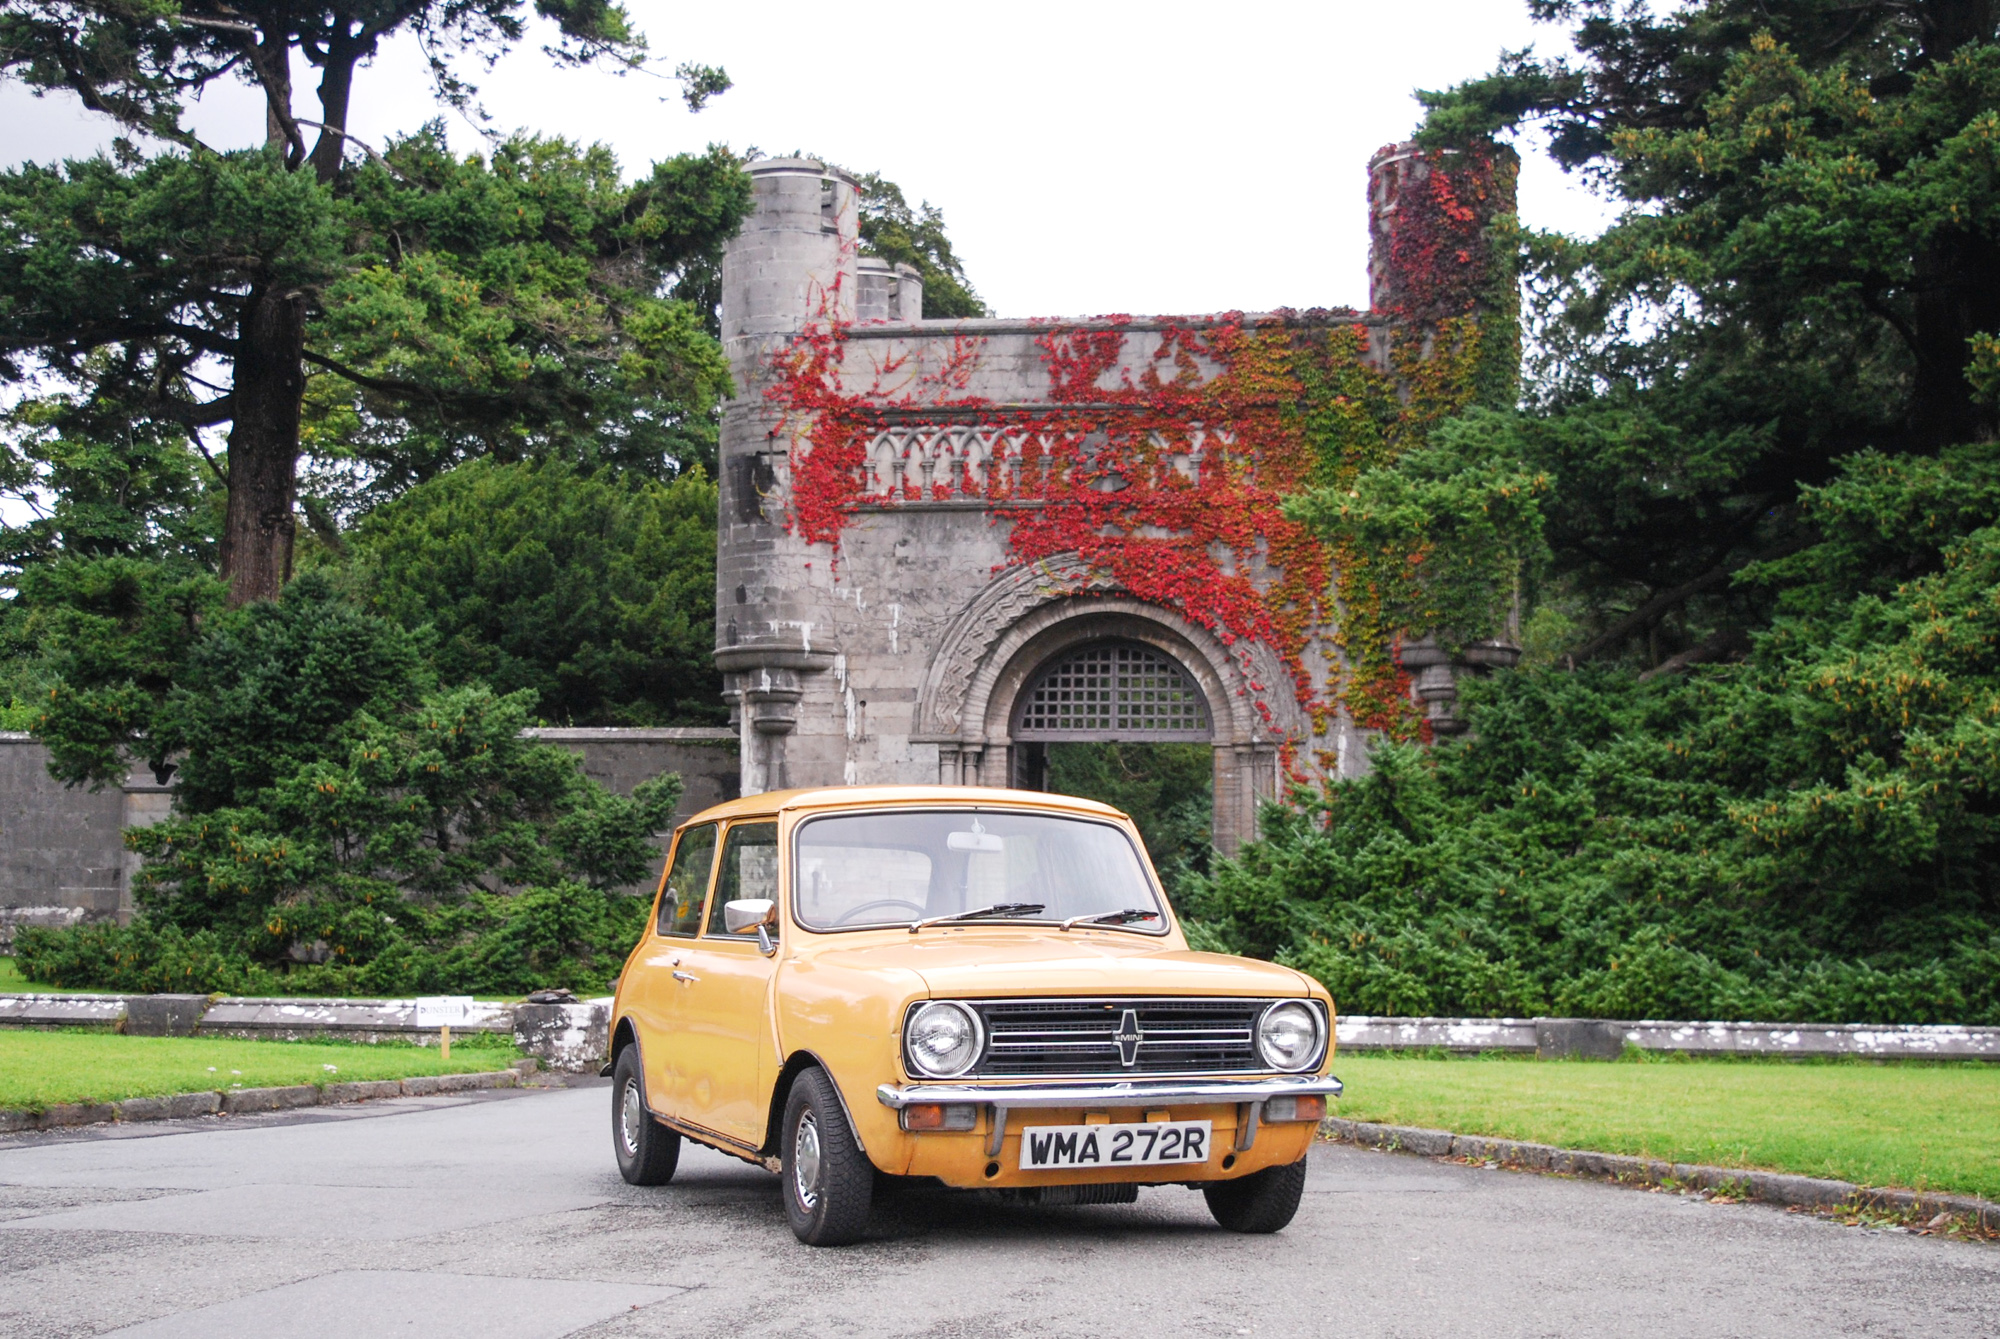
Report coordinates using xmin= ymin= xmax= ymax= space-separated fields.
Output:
xmin=765 ymin=146 xmax=1516 ymax=764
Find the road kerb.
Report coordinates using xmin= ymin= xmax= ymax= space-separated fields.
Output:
xmin=1320 ymin=1116 xmax=2000 ymax=1233
xmin=0 ymin=1069 xmax=523 ymax=1135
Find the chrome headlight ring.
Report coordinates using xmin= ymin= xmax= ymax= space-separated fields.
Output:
xmin=903 ymin=1000 xmax=986 ymax=1079
xmin=1256 ymin=1000 xmax=1326 ymax=1073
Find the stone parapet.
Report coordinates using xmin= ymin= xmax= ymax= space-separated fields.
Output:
xmin=196 ymin=996 xmax=516 ymax=1041
xmin=0 ymin=993 xmax=615 ymax=1071
xmin=1335 ymin=1014 xmax=2000 ymax=1060
xmin=0 ymin=993 xmax=128 ymax=1029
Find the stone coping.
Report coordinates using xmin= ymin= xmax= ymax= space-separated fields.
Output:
xmin=522 ymin=727 xmax=736 ymax=742
xmin=5 ymin=995 xmax=1992 ymax=1062
xmin=0 ymin=993 xmax=616 ymax=1072
xmin=0 ymin=1064 xmax=534 ymax=1134
xmin=1320 ymin=1116 xmax=2000 ymax=1234
xmin=838 ymin=312 xmax=1389 ymax=339
xmin=1336 ymin=1015 xmax=2000 ymax=1060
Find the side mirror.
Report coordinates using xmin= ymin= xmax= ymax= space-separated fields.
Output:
xmin=723 ymin=898 xmax=776 ymax=934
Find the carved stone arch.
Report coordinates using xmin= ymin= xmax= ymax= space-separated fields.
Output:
xmin=912 ymin=554 xmax=1114 ymax=737
xmin=914 ymin=554 xmax=1306 ymax=746
xmin=912 ymin=555 xmax=1306 ymax=852
xmin=964 ymin=599 xmax=1265 ymax=750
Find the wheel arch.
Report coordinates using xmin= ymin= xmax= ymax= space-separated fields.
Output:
xmin=611 ymin=1015 xmax=640 ymax=1066
xmin=762 ymin=1050 xmax=867 ymax=1159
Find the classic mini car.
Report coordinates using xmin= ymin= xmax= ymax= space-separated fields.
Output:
xmin=608 ymin=785 xmax=1342 ymax=1246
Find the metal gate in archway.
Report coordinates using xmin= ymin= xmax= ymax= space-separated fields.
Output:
xmin=1008 ymin=641 xmax=1211 ymax=788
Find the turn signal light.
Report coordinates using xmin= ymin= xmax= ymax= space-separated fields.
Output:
xmin=1264 ymin=1095 xmax=1327 ymax=1123
xmin=900 ymin=1103 xmax=978 ymax=1132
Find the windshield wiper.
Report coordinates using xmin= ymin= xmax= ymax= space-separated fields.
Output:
xmin=1059 ymin=908 xmax=1163 ymax=932
xmin=908 ymin=903 xmax=1047 ymax=933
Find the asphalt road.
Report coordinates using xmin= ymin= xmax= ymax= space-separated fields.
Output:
xmin=0 ymin=1082 xmax=1993 ymax=1339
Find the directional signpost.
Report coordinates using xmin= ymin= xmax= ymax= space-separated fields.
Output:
xmin=415 ymin=996 xmax=474 ymax=1060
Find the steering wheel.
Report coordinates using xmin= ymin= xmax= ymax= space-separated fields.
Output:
xmin=832 ymin=898 xmax=928 ymax=926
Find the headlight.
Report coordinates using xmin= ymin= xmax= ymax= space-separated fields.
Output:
xmin=1256 ymin=1001 xmax=1323 ymax=1072
xmin=905 ymin=1001 xmax=983 ymax=1078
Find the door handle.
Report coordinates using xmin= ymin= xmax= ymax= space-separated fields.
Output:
xmin=672 ymin=970 xmax=700 ymax=984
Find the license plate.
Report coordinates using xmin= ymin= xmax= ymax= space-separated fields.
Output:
xmin=1018 ymin=1120 xmax=1213 ymax=1169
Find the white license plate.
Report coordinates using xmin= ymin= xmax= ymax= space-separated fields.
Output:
xmin=1018 ymin=1120 xmax=1213 ymax=1169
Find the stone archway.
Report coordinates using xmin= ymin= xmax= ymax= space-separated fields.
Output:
xmin=911 ymin=555 xmax=1304 ymax=853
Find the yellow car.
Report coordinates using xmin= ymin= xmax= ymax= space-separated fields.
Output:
xmin=608 ymin=785 xmax=1342 ymax=1245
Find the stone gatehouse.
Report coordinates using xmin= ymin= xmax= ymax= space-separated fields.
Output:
xmin=714 ymin=145 xmax=1519 ymax=850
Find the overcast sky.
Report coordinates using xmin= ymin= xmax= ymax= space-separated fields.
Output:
xmin=0 ymin=0 xmax=1619 ymax=318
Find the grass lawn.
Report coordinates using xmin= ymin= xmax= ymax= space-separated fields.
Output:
xmin=1328 ymin=1051 xmax=2000 ymax=1202
xmin=0 ymin=1030 xmax=520 ymax=1110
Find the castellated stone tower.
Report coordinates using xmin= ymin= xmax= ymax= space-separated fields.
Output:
xmin=715 ymin=147 xmax=1517 ymax=849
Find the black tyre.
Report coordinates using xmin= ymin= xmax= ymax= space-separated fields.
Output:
xmin=1202 ymin=1156 xmax=1307 ymax=1233
xmin=612 ymin=1048 xmax=680 ymax=1186
xmin=781 ymin=1068 xmax=874 ymax=1246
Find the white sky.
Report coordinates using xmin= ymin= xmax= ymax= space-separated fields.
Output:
xmin=0 ymin=0 xmax=1618 ymax=318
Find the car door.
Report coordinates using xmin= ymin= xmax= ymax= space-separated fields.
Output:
xmin=627 ymin=822 xmax=718 ymax=1122
xmin=674 ymin=819 xmax=782 ymax=1148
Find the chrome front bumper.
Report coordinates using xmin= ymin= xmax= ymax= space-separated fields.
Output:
xmin=878 ymin=1075 xmax=1344 ymax=1156
xmin=877 ymin=1075 xmax=1343 ymax=1109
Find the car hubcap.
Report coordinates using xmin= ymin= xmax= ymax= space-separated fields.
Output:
xmin=620 ymin=1079 xmax=643 ymax=1158
xmin=793 ymin=1110 xmax=822 ymax=1211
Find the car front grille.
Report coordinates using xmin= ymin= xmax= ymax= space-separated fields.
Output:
xmin=970 ymin=998 xmax=1269 ymax=1077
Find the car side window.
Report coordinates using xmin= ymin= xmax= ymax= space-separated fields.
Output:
xmin=658 ymin=823 xmax=719 ymax=937
xmin=707 ymin=821 xmax=780 ymax=937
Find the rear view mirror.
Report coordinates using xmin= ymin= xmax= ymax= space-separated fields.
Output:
xmin=723 ymin=898 xmax=776 ymax=933
xmin=947 ymin=830 xmax=1004 ymax=853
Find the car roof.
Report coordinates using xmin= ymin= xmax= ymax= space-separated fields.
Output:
xmin=677 ymin=785 xmax=1130 ymax=828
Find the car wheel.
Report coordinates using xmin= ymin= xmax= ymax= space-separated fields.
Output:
xmin=611 ymin=1048 xmax=680 ymax=1186
xmin=1202 ymin=1156 xmax=1307 ymax=1233
xmin=781 ymin=1068 xmax=874 ymax=1246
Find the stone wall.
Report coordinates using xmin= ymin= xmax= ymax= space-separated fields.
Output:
xmin=711 ymin=150 xmax=1517 ymax=850
xmin=0 ymin=735 xmax=148 ymax=947
xmin=0 ymin=728 xmax=738 ymax=943
xmin=524 ymin=727 xmax=739 ymax=893
xmin=712 ymin=163 xmax=1352 ymax=850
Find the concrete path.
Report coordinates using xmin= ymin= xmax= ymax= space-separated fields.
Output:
xmin=0 ymin=1083 xmax=1992 ymax=1338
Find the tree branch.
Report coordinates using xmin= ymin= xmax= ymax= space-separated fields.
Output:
xmin=293 ymin=119 xmax=399 ymax=176
xmin=1563 ymin=561 xmax=1736 ymax=667
xmin=1563 ymin=529 xmax=1808 ymax=668
xmin=12 ymin=319 xmax=239 ymax=362
xmin=301 ymin=348 xmax=440 ymax=401
xmin=1636 ymin=626 xmax=1752 ymax=682
xmin=173 ymin=16 xmax=260 ymax=35
xmin=299 ymin=495 xmax=347 ymax=556
xmin=186 ymin=424 xmax=231 ymax=488
xmin=1860 ymin=290 xmax=1923 ymax=367
xmin=138 ymin=388 xmax=237 ymax=429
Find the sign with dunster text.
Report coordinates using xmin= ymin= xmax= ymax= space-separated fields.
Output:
xmin=414 ymin=996 xmax=473 ymax=1028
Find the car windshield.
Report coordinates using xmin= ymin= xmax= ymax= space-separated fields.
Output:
xmin=792 ymin=809 xmax=1166 ymax=932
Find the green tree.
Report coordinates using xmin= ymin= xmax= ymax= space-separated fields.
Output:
xmin=1046 ymin=742 xmax=1214 ymax=893
xmin=1188 ymin=470 xmax=2000 ymax=1024
xmin=1419 ymin=1 xmax=2000 ymax=667
xmin=18 ymin=574 xmax=680 ymax=993
xmin=1 ymin=0 xmax=748 ymax=606
xmin=853 ymin=171 xmax=988 ymax=318
xmin=347 ymin=456 xmax=721 ymax=725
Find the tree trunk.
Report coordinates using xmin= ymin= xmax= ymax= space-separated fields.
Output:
xmin=220 ymin=285 xmax=307 ymax=606
xmin=1909 ymin=227 xmax=2000 ymax=449
xmin=1918 ymin=0 xmax=1997 ymax=65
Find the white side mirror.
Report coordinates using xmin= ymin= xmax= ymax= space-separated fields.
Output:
xmin=723 ymin=898 xmax=776 ymax=933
